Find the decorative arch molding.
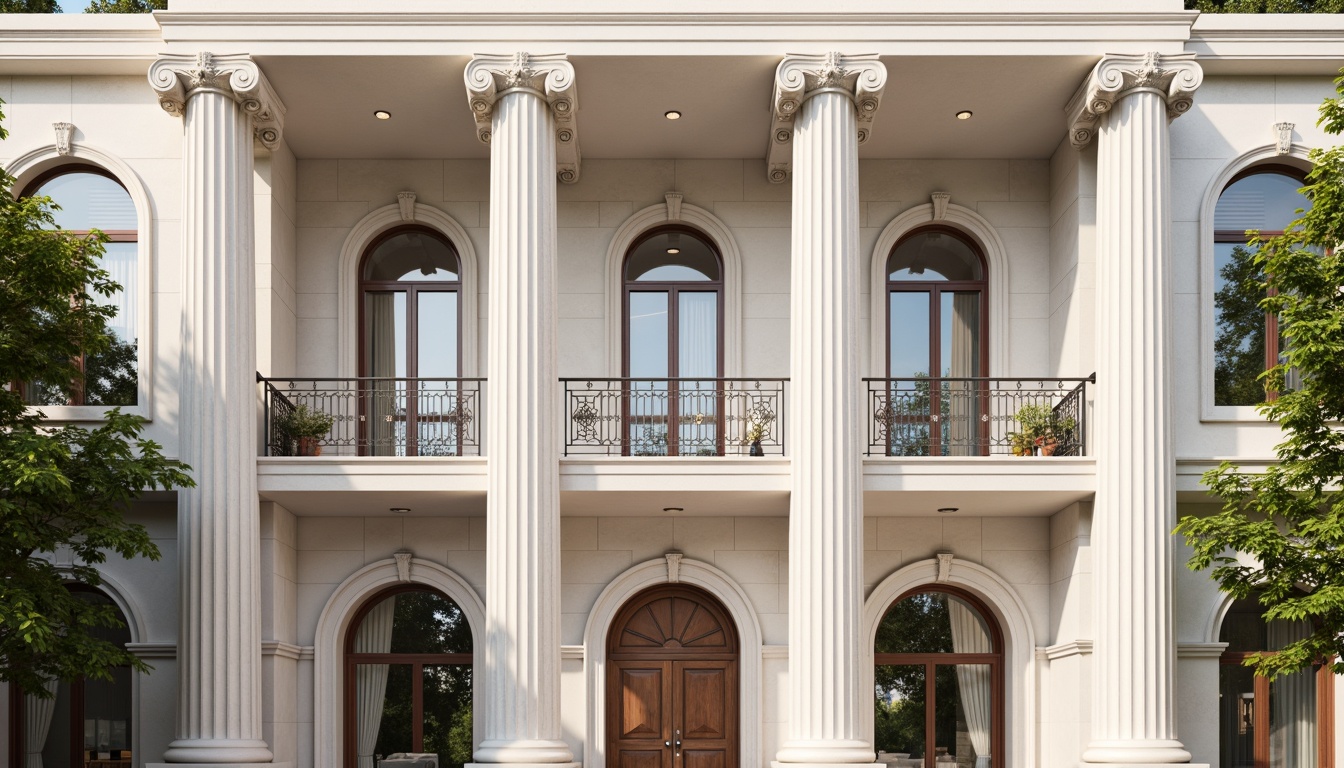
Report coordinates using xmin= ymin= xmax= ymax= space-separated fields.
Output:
xmin=604 ymin=200 xmax=743 ymax=376
xmin=868 ymin=203 xmax=1010 ymax=378
xmin=336 ymin=203 xmax=481 ymax=377
xmin=863 ymin=557 xmax=1036 ymax=768
xmin=1203 ymin=592 xmax=1240 ymax=646
xmin=582 ymin=556 xmax=763 ymax=768
xmin=312 ymin=556 xmax=486 ymax=768
xmin=6 ymin=142 xmax=156 ymax=420
xmin=1199 ymin=143 xmax=1314 ymax=422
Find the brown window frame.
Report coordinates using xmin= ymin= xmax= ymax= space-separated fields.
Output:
xmin=884 ymin=226 xmax=990 ymax=455
xmin=342 ymin=585 xmax=474 ymax=768
xmin=356 ymin=225 xmax=464 ymax=456
xmin=15 ymin=164 xmax=138 ymax=407
xmin=874 ymin=585 xmax=1005 ymax=768
xmin=621 ymin=225 xmax=726 ymax=457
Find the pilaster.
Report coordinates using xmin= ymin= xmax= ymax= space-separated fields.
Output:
xmin=1067 ymin=51 xmax=1205 ymax=768
xmin=146 ymin=52 xmax=286 ymax=767
xmin=464 ymin=52 xmax=579 ymax=768
xmin=772 ymin=52 xmax=886 ymax=768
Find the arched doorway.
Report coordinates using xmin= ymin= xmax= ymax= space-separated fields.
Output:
xmin=606 ymin=584 xmax=739 ymax=768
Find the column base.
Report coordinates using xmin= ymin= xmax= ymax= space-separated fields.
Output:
xmin=1081 ymin=765 xmax=1208 ymax=768
xmin=1082 ymin=739 xmax=1196 ymax=765
xmin=773 ymin=763 xmax=880 ymax=768
xmin=148 ymin=764 xmax=291 ymax=768
xmin=468 ymin=764 xmax=579 ymax=768
xmin=154 ymin=738 xmax=277 ymax=765
xmin=775 ymin=739 xmax=876 ymax=766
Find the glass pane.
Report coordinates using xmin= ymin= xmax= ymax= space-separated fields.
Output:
xmin=34 ymin=172 xmax=136 ymax=231
xmin=417 ymin=291 xmax=459 ymax=379
xmin=84 ymin=241 xmax=139 ymax=407
xmin=936 ymin=664 xmax=993 ymax=768
xmin=1214 ymin=241 xmax=1268 ymax=407
xmin=32 ymin=680 xmax=73 ymax=768
xmin=877 ymin=593 xmax=993 ymax=655
xmin=889 ymin=293 xmax=931 ymax=379
xmin=1220 ymin=664 xmax=1257 ymax=768
xmin=677 ymin=292 xmax=720 ymax=456
xmin=83 ymin=668 xmax=132 ymax=762
xmin=1269 ymin=668 xmax=1317 ymax=768
xmin=1219 ymin=598 xmax=1270 ymax=653
xmin=626 ymin=230 xmax=720 ymax=281
xmin=390 ymin=591 xmax=473 ymax=655
xmin=889 ymin=231 xmax=983 ymax=282
xmin=365 ymin=292 xmax=408 ymax=456
xmin=364 ymin=230 xmax=459 ymax=282
xmin=423 ymin=664 xmax=474 ymax=768
xmin=1215 ymin=172 xmax=1310 ymax=234
xmin=358 ymin=663 xmax=413 ymax=768
xmin=875 ymin=665 xmax=926 ymax=764
xmin=628 ymin=292 xmax=670 ymax=454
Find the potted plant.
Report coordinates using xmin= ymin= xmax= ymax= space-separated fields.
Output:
xmin=744 ymin=420 xmax=767 ymax=457
xmin=276 ymin=402 xmax=335 ymax=456
xmin=1013 ymin=403 xmax=1077 ymax=457
xmin=1007 ymin=430 xmax=1035 ymax=457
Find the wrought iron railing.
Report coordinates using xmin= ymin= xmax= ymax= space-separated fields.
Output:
xmin=561 ymin=378 xmax=787 ymax=457
xmin=864 ymin=375 xmax=1093 ymax=457
xmin=259 ymin=376 xmax=483 ymax=457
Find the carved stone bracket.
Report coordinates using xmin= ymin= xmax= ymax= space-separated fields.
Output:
xmin=931 ymin=191 xmax=951 ymax=221
xmin=53 ymin=122 xmax=74 ymax=156
xmin=1275 ymin=122 xmax=1295 ymax=155
xmin=397 ymin=191 xmax=417 ymax=222
xmin=936 ymin=552 xmax=955 ymax=582
xmin=464 ymin=52 xmax=581 ymax=184
xmin=148 ymin=52 xmax=287 ymax=150
xmin=665 ymin=191 xmax=683 ymax=222
xmin=1065 ymin=51 xmax=1203 ymax=149
xmin=665 ymin=552 xmax=684 ymax=583
xmin=393 ymin=551 xmax=413 ymax=582
xmin=766 ymin=52 xmax=887 ymax=183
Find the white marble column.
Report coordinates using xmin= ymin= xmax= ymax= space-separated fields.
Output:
xmin=148 ymin=53 xmax=286 ymax=766
xmin=464 ymin=53 xmax=580 ymax=768
xmin=770 ymin=53 xmax=885 ymax=768
xmin=1066 ymin=52 xmax=1204 ymax=768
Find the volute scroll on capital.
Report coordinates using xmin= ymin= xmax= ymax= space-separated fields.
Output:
xmin=1065 ymin=51 xmax=1203 ymax=150
xmin=766 ymin=52 xmax=888 ymax=183
xmin=148 ymin=52 xmax=287 ymax=150
xmin=464 ymin=52 xmax=581 ymax=183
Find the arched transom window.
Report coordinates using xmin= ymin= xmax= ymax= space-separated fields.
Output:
xmin=874 ymin=587 xmax=1003 ymax=768
xmin=359 ymin=227 xmax=463 ymax=456
xmin=344 ymin=587 xmax=474 ymax=768
xmin=623 ymin=227 xmax=724 ymax=456
xmin=19 ymin=166 xmax=139 ymax=406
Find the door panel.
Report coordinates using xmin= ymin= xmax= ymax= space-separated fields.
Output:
xmin=673 ymin=661 xmax=736 ymax=768
xmin=610 ymin=661 xmax=672 ymax=768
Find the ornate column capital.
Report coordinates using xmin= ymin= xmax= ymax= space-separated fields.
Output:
xmin=465 ymin=52 xmax=581 ymax=183
xmin=766 ymin=52 xmax=886 ymax=183
xmin=148 ymin=52 xmax=287 ymax=150
xmin=1066 ymin=51 xmax=1202 ymax=149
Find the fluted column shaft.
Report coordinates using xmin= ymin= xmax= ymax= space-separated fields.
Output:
xmin=1077 ymin=53 xmax=1201 ymax=767
xmin=776 ymin=85 xmax=874 ymax=768
xmin=163 ymin=73 xmax=271 ymax=765
xmin=474 ymin=86 xmax=575 ymax=768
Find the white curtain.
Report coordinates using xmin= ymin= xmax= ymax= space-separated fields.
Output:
xmin=948 ymin=598 xmax=992 ymax=768
xmin=1268 ymin=620 xmax=1316 ymax=768
xmin=367 ymin=293 xmax=399 ymax=457
xmin=355 ymin=597 xmax=397 ymax=768
xmin=678 ymin=293 xmax=719 ymax=448
xmin=947 ymin=294 xmax=979 ymax=457
xmin=24 ymin=678 xmax=60 ymax=768
xmin=100 ymin=242 xmax=137 ymax=345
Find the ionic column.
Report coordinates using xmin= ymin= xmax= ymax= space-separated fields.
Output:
xmin=1066 ymin=52 xmax=1204 ymax=768
xmin=769 ymin=53 xmax=885 ymax=768
xmin=464 ymin=53 xmax=580 ymax=768
xmin=148 ymin=53 xmax=285 ymax=766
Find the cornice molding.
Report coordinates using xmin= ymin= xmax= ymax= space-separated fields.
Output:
xmin=148 ymin=51 xmax=287 ymax=150
xmin=464 ymin=52 xmax=581 ymax=184
xmin=1065 ymin=51 xmax=1202 ymax=149
xmin=766 ymin=52 xmax=886 ymax=183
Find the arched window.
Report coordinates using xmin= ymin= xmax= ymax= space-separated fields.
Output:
xmin=623 ymin=227 xmax=724 ymax=456
xmin=8 ymin=588 xmax=135 ymax=767
xmin=1218 ymin=598 xmax=1333 ymax=768
xmin=344 ymin=587 xmax=473 ymax=768
xmin=1213 ymin=167 xmax=1311 ymax=407
xmin=874 ymin=587 xmax=1002 ymax=768
xmin=884 ymin=228 xmax=987 ymax=456
xmin=359 ymin=226 xmax=462 ymax=456
xmin=19 ymin=165 xmax=139 ymax=407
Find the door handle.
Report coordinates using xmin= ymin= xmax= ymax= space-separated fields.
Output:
xmin=664 ymin=742 xmax=671 ymax=748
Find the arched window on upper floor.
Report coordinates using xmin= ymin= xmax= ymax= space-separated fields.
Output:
xmin=17 ymin=165 xmax=139 ymax=407
xmin=622 ymin=226 xmax=724 ymax=456
xmin=358 ymin=226 xmax=463 ymax=456
xmin=1212 ymin=167 xmax=1312 ymax=407
xmin=882 ymin=227 xmax=988 ymax=456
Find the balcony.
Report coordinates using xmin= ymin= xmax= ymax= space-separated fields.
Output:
xmin=259 ymin=376 xmax=483 ymax=457
xmin=561 ymin=378 xmax=788 ymax=457
xmin=864 ymin=376 xmax=1093 ymax=457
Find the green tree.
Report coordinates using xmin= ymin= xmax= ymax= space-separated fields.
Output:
xmin=84 ymin=0 xmax=165 ymax=11
xmin=1213 ymin=243 xmax=1271 ymax=406
xmin=1189 ymin=0 xmax=1344 ymax=10
xmin=0 ymin=0 xmax=61 ymax=11
xmin=1176 ymin=72 xmax=1344 ymax=680
xmin=0 ymin=99 xmax=193 ymax=697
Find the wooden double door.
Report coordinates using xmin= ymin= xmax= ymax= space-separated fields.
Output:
xmin=607 ymin=585 xmax=739 ymax=768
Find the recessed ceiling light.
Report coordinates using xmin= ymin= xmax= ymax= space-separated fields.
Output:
xmin=937 ymin=507 xmax=959 ymax=514
xmin=389 ymin=507 xmax=411 ymax=514
xmin=955 ymin=110 xmax=973 ymax=120
xmin=663 ymin=507 xmax=684 ymax=513
xmin=665 ymin=110 xmax=682 ymax=120
xmin=666 ymin=248 xmax=681 ymax=255
xmin=374 ymin=110 xmax=392 ymax=120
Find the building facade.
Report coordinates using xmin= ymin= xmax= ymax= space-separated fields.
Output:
xmin=2 ymin=3 xmax=1342 ymax=768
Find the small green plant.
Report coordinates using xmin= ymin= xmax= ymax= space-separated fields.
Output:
xmin=276 ymin=402 xmax=335 ymax=440
xmin=1013 ymin=403 xmax=1077 ymax=455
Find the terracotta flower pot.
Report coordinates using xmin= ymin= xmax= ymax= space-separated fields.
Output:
xmin=298 ymin=436 xmax=323 ymax=457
